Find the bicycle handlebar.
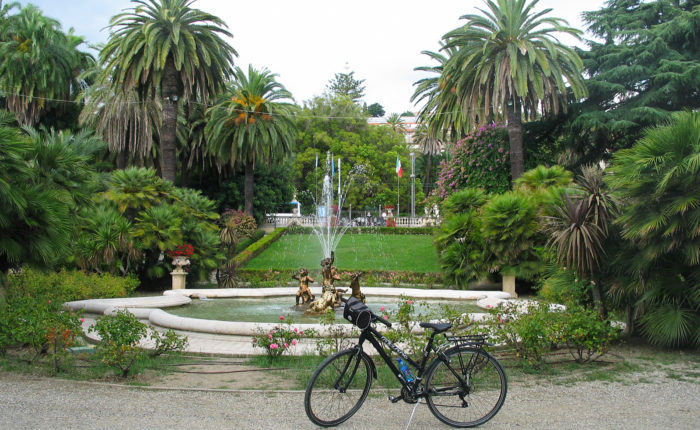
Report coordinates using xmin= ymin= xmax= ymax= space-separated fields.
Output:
xmin=341 ymin=297 xmax=392 ymax=328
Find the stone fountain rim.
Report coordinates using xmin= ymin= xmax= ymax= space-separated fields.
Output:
xmin=66 ymin=287 xmax=513 ymax=337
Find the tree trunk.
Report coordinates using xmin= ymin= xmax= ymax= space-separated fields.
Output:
xmin=160 ymin=59 xmax=180 ymax=184
xmin=423 ymin=153 xmax=432 ymax=196
xmin=244 ymin=159 xmax=254 ymax=216
xmin=590 ymin=281 xmax=608 ymax=319
xmin=506 ymin=103 xmax=524 ymax=182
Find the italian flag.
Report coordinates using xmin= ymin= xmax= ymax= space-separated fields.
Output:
xmin=396 ymin=155 xmax=403 ymax=178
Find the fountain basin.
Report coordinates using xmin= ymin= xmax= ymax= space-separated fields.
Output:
xmin=66 ymin=288 xmax=511 ymax=337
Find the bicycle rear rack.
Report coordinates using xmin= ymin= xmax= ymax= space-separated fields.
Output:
xmin=446 ymin=334 xmax=488 ymax=347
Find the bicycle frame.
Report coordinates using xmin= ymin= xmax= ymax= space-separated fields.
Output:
xmin=355 ymin=323 xmax=440 ymax=391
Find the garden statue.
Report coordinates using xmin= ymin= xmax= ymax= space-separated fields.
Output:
xmin=292 ymin=267 xmax=315 ymax=305
xmin=308 ymin=252 xmax=346 ymax=313
xmin=349 ymin=272 xmax=365 ymax=303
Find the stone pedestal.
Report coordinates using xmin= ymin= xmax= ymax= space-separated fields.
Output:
xmin=171 ymin=256 xmax=190 ymax=290
xmin=502 ymin=274 xmax=518 ymax=298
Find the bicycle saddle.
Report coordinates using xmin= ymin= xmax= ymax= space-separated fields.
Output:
xmin=419 ymin=322 xmax=452 ymax=333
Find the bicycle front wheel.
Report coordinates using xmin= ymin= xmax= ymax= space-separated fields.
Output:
xmin=304 ymin=348 xmax=373 ymax=427
xmin=425 ymin=347 xmax=507 ymax=428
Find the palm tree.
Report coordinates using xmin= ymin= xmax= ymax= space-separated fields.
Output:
xmin=78 ymin=71 xmax=161 ymax=169
xmin=606 ymin=111 xmax=700 ymax=347
xmin=0 ymin=5 xmax=92 ymax=126
xmin=100 ymin=0 xmax=237 ymax=183
xmin=205 ymin=65 xmax=296 ymax=215
xmin=385 ymin=113 xmax=407 ymax=135
xmin=441 ymin=0 xmax=587 ymax=181
xmin=412 ymin=123 xmax=443 ymax=195
xmin=411 ymin=45 xmax=467 ymax=141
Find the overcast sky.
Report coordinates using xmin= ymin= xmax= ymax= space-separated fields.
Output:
xmin=20 ymin=0 xmax=606 ymax=115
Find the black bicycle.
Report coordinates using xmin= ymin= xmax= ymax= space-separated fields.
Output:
xmin=304 ymin=297 xmax=507 ymax=428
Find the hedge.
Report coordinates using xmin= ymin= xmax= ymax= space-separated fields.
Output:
xmin=235 ymin=229 xmax=266 ymax=255
xmin=5 ymin=268 xmax=139 ymax=302
xmin=285 ymin=226 xmax=436 ymax=235
xmin=231 ymin=228 xmax=286 ymax=267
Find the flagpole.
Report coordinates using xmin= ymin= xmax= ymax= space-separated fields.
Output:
xmin=397 ymin=174 xmax=400 ymax=217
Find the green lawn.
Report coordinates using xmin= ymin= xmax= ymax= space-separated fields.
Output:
xmin=243 ymin=234 xmax=440 ymax=272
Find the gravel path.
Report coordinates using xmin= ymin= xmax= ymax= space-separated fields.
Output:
xmin=1 ymin=372 xmax=698 ymax=429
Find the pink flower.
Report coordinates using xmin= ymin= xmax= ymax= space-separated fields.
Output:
xmin=291 ymin=339 xmax=297 ymax=346
xmin=407 ymin=300 xmax=413 ymax=305
xmin=80 ymin=318 xmax=85 ymax=323
xmin=380 ymin=306 xmax=386 ymax=312
xmin=279 ymin=315 xmax=285 ymax=321
xmin=270 ymin=344 xmax=279 ymax=349
xmin=284 ymin=343 xmax=289 ymax=348
xmin=299 ymin=331 xmax=304 ymax=336
xmin=294 ymin=327 xmax=298 ymax=333
xmin=268 ymin=334 xmax=273 ymax=339
xmin=487 ymin=305 xmax=492 ymax=309
xmin=384 ymin=315 xmax=389 ymax=319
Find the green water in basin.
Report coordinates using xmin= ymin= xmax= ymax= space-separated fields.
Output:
xmin=167 ymin=296 xmax=483 ymax=324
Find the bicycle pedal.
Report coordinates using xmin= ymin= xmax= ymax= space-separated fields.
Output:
xmin=388 ymin=395 xmax=403 ymax=404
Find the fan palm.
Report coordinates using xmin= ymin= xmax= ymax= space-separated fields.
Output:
xmin=606 ymin=111 xmax=700 ymax=347
xmin=205 ymin=65 xmax=296 ymax=215
xmin=100 ymin=0 xmax=237 ymax=183
xmin=441 ymin=0 xmax=587 ymax=181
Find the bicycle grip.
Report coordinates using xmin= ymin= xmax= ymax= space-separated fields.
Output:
xmin=375 ymin=314 xmax=392 ymax=327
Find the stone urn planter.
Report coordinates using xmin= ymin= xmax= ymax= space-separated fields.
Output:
xmin=171 ymin=256 xmax=190 ymax=290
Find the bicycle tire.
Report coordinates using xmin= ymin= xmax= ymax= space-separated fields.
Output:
xmin=424 ymin=346 xmax=507 ymax=428
xmin=304 ymin=348 xmax=373 ymax=427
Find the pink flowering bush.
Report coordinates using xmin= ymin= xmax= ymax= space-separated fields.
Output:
xmin=251 ymin=315 xmax=305 ymax=360
xmin=433 ymin=123 xmax=510 ymax=199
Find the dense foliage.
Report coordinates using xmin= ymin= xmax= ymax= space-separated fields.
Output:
xmin=292 ymin=94 xmax=423 ymax=214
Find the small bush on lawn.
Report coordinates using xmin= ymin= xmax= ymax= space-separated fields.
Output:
xmin=314 ymin=308 xmax=355 ymax=357
xmin=251 ymin=315 xmax=307 ymax=361
xmin=6 ymin=268 xmax=139 ymax=302
xmin=0 ymin=295 xmax=83 ymax=372
xmin=90 ymin=310 xmax=187 ymax=378
xmin=487 ymin=301 xmax=620 ymax=367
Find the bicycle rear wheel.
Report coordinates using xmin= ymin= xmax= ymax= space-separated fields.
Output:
xmin=424 ymin=347 xmax=507 ymax=428
xmin=304 ymin=348 xmax=373 ymax=427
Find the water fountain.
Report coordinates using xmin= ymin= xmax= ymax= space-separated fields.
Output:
xmin=306 ymin=152 xmax=366 ymax=312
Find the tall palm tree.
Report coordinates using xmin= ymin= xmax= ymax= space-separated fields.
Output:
xmin=100 ymin=0 xmax=237 ymax=183
xmin=441 ymin=0 xmax=587 ymax=181
xmin=411 ymin=45 xmax=467 ymax=141
xmin=412 ymin=123 xmax=443 ymax=195
xmin=0 ymin=5 xmax=92 ymax=126
xmin=78 ymin=73 xmax=161 ymax=169
xmin=205 ymin=65 xmax=296 ymax=216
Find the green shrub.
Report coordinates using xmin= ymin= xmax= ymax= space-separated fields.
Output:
xmin=235 ymin=229 xmax=266 ymax=255
xmin=150 ymin=329 xmax=189 ymax=357
xmin=235 ymin=268 xmax=443 ymax=288
xmin=6 ymin=268 xmax=139 ymax=302
xmin=0 ymin=295 xmax=82 ymax=370
xmin=285 ymin=226 xmax=435 ymax=235
xmin=251 ymin=315 xmax=306 ymax=360
xmin=557 ymin=305 xmax=619 ymax=363
xmin=90 ymin=310 xmax=149 ymax=378
xmin=89 ymin=310 xmax=188 ymax=378
xmin=231 ymin=228 xmax=286 ymax=266
xmin=488 ymin=301 xmax=620 ymax=367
